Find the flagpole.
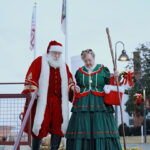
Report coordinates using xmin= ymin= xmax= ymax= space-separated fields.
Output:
xmin=65 ymin=0 xmax=68 ymax=64
xmin=34 ymin=2 xmax=37 ymax=60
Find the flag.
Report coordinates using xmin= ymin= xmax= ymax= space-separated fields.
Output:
xmin=61 ymin=0 xmax=66 ymax=34
xmin=30 ymin=5 xmax=36 ymax=51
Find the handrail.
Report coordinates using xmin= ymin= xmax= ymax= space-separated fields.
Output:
xmin=0 ymin=82 xmax=26 ymax=85
xmin=13 ymin=90 xmax=38 ymax=150
xmin=0 ymin=82 xmax=32 ymax=85
xmin=0 ymin=82 xmax=33 ymax=95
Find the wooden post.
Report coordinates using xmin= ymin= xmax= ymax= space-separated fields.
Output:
xmin=106 ymin=28 xmax=127 ymax=150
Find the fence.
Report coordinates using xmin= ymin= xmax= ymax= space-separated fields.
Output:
xmin=0 ymin=83 xmax=33 ymax=150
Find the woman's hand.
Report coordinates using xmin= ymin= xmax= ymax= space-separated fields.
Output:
xmin=71 ymin=85 xmax=80 ymax=93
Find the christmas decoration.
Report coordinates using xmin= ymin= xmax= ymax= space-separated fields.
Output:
xmin=134 ymin=93 xmax=143 ymax=104
xmin=120 ymin=71 xmax=135 ymax=87
xmin=125 ymin=43 xmax=150 ymax=120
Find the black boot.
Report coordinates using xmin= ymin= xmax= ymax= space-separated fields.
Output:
xmin=50 ymin=134 xmax=61 ymax=150
xmin=31 ymin=137 xmax=42 ymax=150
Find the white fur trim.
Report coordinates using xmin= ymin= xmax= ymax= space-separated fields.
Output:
xmin=32 ymin=54 xmax=50 ymax=136
xmin=50 ymin=45 xmax=63 ymax=53
xmin=60 ymin=62 xmax=69 ymax=134
xmin=32 ymin=54 xmax=69 ymax=136
xmin=104 ymin=85 xmax=125 ymax=94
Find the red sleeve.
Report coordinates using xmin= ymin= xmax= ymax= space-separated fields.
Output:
xmin=66 ymin=64 xmax=75 ymax=102
xmin=22 ymin=56 xmax=42 ymax=94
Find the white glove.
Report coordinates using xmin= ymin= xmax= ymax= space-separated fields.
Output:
xmin=31 ymin=91 xmax=38 ymax=99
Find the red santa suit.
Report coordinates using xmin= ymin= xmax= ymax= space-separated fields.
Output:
xmin=22 ymin=42 xmax=75 ymax=139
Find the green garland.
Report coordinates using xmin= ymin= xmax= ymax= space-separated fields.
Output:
xmin=125 ymin=82 xmax=144 ymax=117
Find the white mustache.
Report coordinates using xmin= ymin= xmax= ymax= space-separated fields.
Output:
xmin=47 ymin=54 xmax=62 ymax=68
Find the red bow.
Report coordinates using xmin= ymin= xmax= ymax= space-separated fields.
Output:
xmin=121 ymin=71 xmax=134 ymax=87
xmin=134 ymin=93 xmax=143 ymax=104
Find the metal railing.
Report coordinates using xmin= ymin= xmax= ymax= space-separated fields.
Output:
xmin=0 ymin=82 xmax=36 ymax=150
xmin=13 ymin=91 xmax=37 ymax=150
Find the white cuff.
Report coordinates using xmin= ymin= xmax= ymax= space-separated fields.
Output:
xmin=104 ymin=85 xmax=125 ymax=94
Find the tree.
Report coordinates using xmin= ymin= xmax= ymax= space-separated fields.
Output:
xmin=125 ymin=43 xmax=150 ymax=117
xmin=125 ymin=82 xmax=144 ymax=117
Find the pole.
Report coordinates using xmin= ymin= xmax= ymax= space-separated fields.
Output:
xmin=114 ymin=41 xmax=125 ymax=127
xmin=34 ymin=2 xmax=37 ymax=60
xmin=65 ymin=0 xmax=68 ymax=64
xmin=114 ymin=42 xmax=118 ymax=126
xmin=143 ymin=89 xmax=147 ymax=143
xmin=141 ymin=125 xmax=144 ymax=143
xmin=106 ymin=28 xmax=127 ymax=150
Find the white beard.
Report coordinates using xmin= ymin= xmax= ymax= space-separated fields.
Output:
xmin=47 ymin=54 xmax=62 ymax=68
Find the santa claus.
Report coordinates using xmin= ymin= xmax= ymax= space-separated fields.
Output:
xmin=22 ymin=40 xmax=77 ymax=150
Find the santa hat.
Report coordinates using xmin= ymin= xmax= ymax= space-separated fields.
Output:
xmin=47 ymin=40 xmax=63 ymax=53
xmin=104 ymin=76 xmax=124 ymax=105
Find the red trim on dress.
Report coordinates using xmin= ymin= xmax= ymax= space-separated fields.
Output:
xmin=76 ymin=91 xmax=90 ymax=98
xmin=73 ymin=90 xmax=105 ymax=105
xmin=75 ymin=90 xmax=105 ymax=99
xmin=91 ymin=90 xmax=105 ymax=96
xmin=79 ymin=64 xmax=104 ymax=76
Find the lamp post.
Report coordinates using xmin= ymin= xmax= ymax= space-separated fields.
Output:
xmin=115 ymin=41 xmax=129 ymax=126
xmin=143 ymin=84 xmax=147 ymax=143
xmin=139 ymin=81 xmax=147 ymax=143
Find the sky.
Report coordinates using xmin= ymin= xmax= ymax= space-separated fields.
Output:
xmin=0 ymin=0 xmax=150 ymax=93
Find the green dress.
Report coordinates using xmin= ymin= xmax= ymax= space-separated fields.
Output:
xmin=66 ymin=64 xmax=122 ymax=150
